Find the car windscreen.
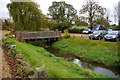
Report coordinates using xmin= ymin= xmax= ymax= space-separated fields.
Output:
xmin=92 ymin=25 xmax=99 ymax=30
xmin=84 ymin=29 xmax=88 ymax=31
xmin=108 ymin=32 xmax=118 ymax=35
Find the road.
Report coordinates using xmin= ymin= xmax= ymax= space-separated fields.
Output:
xmin=0 ymin=30 xmax=11 ymax=79
xmin=70 ymin=33 xmax=89 ymax=39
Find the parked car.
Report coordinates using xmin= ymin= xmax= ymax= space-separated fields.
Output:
xmin=89 ymin=30 xmax=107 ymax=40
xmin=82 ymin=29 xmax=91 ymax=34
xmin=91 ymin=25 xmax=106 ymax=33
xmin=107 ymin=29 xmax=113 ymax=34
xmin=104 ymin=31 xmax=120 ymax=42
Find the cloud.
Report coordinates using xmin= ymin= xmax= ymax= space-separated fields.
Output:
xmin=0 ymin=0 xmax=11 ymax=18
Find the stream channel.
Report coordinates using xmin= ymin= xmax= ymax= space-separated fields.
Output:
xmin=31 ymin=41 xmax=120 ymax=78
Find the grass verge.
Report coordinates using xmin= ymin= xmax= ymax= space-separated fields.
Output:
xmin=6 ymin=38 xmax=111 ymax=78
xmin=53 ymin=37 xmax=120 ymax=67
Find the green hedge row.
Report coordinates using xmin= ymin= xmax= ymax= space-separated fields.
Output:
xmin=68 ymin=26 xmax=89 ymax=33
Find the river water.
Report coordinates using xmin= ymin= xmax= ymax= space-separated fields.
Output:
xmin=73 ymin=58 xmax=120 ymax=78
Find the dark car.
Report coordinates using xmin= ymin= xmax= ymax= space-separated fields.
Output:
xmin=82 ymin=29 xmax=92 ymax=34
xmin=89 ymin=30 xmax=107 ymax=40
xmin=104 ymin=31 xmax=120 ymax=42
xmin=92 ymin=25 xmax=106 ymax=33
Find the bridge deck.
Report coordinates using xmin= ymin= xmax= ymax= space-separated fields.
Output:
xmin=16 ymin=31 xmax=61 ymax=42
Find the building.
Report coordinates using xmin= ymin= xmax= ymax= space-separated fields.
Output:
xmin=118 ymin=1 xmax=120 ymax=26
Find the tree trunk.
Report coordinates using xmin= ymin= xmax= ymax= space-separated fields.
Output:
xmin=89 ymin=18 xmax=93 ymax=29
xmin=118 ymin=21 xmax=120 ymax=26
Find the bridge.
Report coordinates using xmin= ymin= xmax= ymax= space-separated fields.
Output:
xmin=15 ymin=31 xmax=61 ymax=42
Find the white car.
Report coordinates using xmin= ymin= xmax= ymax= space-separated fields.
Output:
xmin=82 ymin=29 xmax=91 ymax=34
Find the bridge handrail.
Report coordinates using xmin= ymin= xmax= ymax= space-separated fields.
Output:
xmin=16 ymin=31 xmax=61 ymax=40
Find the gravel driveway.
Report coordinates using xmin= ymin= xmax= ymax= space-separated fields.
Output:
xmin=70 ymin=33 xmax=89 ymax=39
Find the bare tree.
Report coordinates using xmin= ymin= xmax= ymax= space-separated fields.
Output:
xmin=80 ymin=0 xmax=106 ymax=29
xmin=114 ymin=5 xmax=118 ymax=25
xmin=118 ymin=1 xmax=120 ymax=26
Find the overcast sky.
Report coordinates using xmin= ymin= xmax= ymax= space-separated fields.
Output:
xmin=0 ymin=0 xmax=119 ymax=24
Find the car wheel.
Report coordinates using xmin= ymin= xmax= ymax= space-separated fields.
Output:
xmin=98 ymin=37 xmax=101 ymax=40
xmin=116 ymin=38 xmax=119 ymax=42
xmin=102 ymin=38 xmax=105 ymax=41
xmin=89 ymin=37 xmax=91 ymax=39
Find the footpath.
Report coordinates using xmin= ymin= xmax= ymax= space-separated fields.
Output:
xmin=0 ymin=30 xmax=11 ymax=79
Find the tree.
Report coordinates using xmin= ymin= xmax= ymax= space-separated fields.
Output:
xmin=7 ymin=1 xmax=47 ymax=31
xmin=75 ymin=16 xmax=88 ymax=26
xmin=75 ymin=18 xmax=88 ymax=26
xmin=80 ymin=0 xmax=106 ymax=29
xmin=75 ymin=16 xmax=81 ymax=26
xmin=93 ymin=17 xmax=110 ymax=27
xmin=118 ymin=1 xmax=120 ymax=26
xmin=114 ymin=6 xmax=118 ymax=24
xmin=2 ymin=18 xmax=14 ymax=30
xmin=79 ymin=21 xmax=88 ymax=26
xmin=48 ymin=1 xmax=77 ymax=31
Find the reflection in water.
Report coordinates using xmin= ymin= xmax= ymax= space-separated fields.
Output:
xmin=73 ymin=59 xmax=83 ymax=68
xmin=73 ymin=59 xmax=120 ymax=78
xmin=94 ymin=67 xmax=120 ymax=78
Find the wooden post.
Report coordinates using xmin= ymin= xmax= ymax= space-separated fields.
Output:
xmin=19 ymin=32 xmax=22 ymax=42
xmin=55 ymin=29 xmax=59 ymax=35
xmin=36 ymin=38 xmax=37 ymax=42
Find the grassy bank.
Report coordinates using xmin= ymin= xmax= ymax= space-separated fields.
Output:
xmin=53 ymin=38 xmax=120 ymax=67
xmin=6 ymin=38 xmax=111 ymax=78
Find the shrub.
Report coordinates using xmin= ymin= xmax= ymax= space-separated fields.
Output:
xmin=68 ymin=28 xmax=84 ymax=33
xmin=63 ymin=30 xmax=70 ymax=38
xmin=107 ymin=26 xmax=120 ymax=30
xmin=5 ymin=33 xmax=15 ymax=38
xmin=68 ymin=26 xmax=88 ymax=33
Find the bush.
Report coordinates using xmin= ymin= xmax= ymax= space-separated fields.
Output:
xmin=107 ymin=26 xmax=120 ymax=30
xmin=68 ymin=28 xmax=83 ymax=33
xmin=68 ymin=26 xmax=88 ymax=33
xmin=63 ymin=30 xmax=70 ymax=38
xmin=5 ymin=33 xmax=15 ymax=38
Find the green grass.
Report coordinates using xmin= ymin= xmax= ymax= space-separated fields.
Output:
xmin=53 ymin=37 xmax=120 ymax=67
xmin=6 ymin=38 xmax=111 ymax=78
